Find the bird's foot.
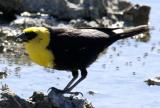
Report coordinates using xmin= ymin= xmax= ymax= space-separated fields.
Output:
xmin=48 ymin=87 xmax=63 ymax=94
xmin=48 ymin=87 xmax=83 ymax=96
xmin=64 ymin=91 xmax=83 ymax=96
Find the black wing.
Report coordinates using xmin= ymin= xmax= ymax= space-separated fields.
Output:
xmin=47 ymin=28 xmax=114 ymax=70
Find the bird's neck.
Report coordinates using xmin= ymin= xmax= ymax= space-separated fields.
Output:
xmin=24 ymin=43 xmax=56 ymax=68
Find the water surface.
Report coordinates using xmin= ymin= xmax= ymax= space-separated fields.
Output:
xmin=1 ymin=1 xmax=160 ymax=108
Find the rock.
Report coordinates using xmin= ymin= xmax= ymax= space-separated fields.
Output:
xmin=0 ymin=71 xmax=7 ymax=78
xmin=68 ymin=0 xmax=81 ymax=5
xmin=0 ymin=87 xmax=94 ymax=108
xmin=10 ymin=12 xmax=69 ymax=28
xmin=117 ymin=0 xmax=132 ymax=11
xmin=0 ymin=0 xmax=150 ymax=23
xmin=47 ymin=88 xmax=94 ymax=108
xmin=0 ymin=89 xmax=32 ymax=108
xmin=0 ymin=0 xmax=20 ymax=20
xmin=70 ymin=19 xmax=99 ymax=27
xmin=123 ymin=5 xmax=150 ymax=26
xmin=145 ymin=76 xmax=160 ymax=86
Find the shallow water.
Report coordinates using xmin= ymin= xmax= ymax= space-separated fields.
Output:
xmin=1 ymin=0 xmax=160 ymax=108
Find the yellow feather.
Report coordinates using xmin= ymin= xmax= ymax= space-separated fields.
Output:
xmin=24 ymin=27 xmax=55 ymax=68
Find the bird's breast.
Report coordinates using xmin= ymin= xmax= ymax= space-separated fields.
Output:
xmin=24 ymin=43 xmax=55 ymax=68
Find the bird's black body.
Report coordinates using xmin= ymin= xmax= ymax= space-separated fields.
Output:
xmin=47 ymin=28 xmax=117 ymax=70
xmin=16 ymin=25 xmax=148 ymax=94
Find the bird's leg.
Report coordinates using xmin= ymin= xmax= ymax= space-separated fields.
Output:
xmin=63 ymin=70 xmax=79 ymax=90
xmin=48 ymin=70 xmax=79 ymax=95
xmin=48 ymin=69 xmax=87 ymax=96
xmin=64 ymin=68 xmax=88 ymax=93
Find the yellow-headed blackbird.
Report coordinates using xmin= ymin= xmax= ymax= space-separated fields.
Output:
xmin=16 ymin=25 xmax=148 ymax=94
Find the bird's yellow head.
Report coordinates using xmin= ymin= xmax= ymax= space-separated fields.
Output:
xmin=16 ymin=27 xmax=55 ymax=68
xmin=16 ymin=27 xmax=50 ymax=47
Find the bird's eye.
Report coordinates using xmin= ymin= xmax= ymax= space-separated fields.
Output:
xmin=24 ymin=32 xmax=37 ymax=40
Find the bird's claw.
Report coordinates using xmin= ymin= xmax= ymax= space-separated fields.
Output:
xmin=47 ymin=87 xmax=83 ymax=96
xmin=66 ymin=91 xmax=83 ymax=96
xmin=47 ymin=87 xmax=63 ymax=94
xmin=48 ymin=87 xmax=57 ymax=92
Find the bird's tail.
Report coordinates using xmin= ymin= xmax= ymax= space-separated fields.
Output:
xmin=113 ymin=25 xmax=149 ymax=40
xmin=77 ymin=25 xmax=149 ymax=40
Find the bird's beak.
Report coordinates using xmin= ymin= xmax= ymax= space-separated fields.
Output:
xmin=15 ymin=33 xmax=28 ymax=43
